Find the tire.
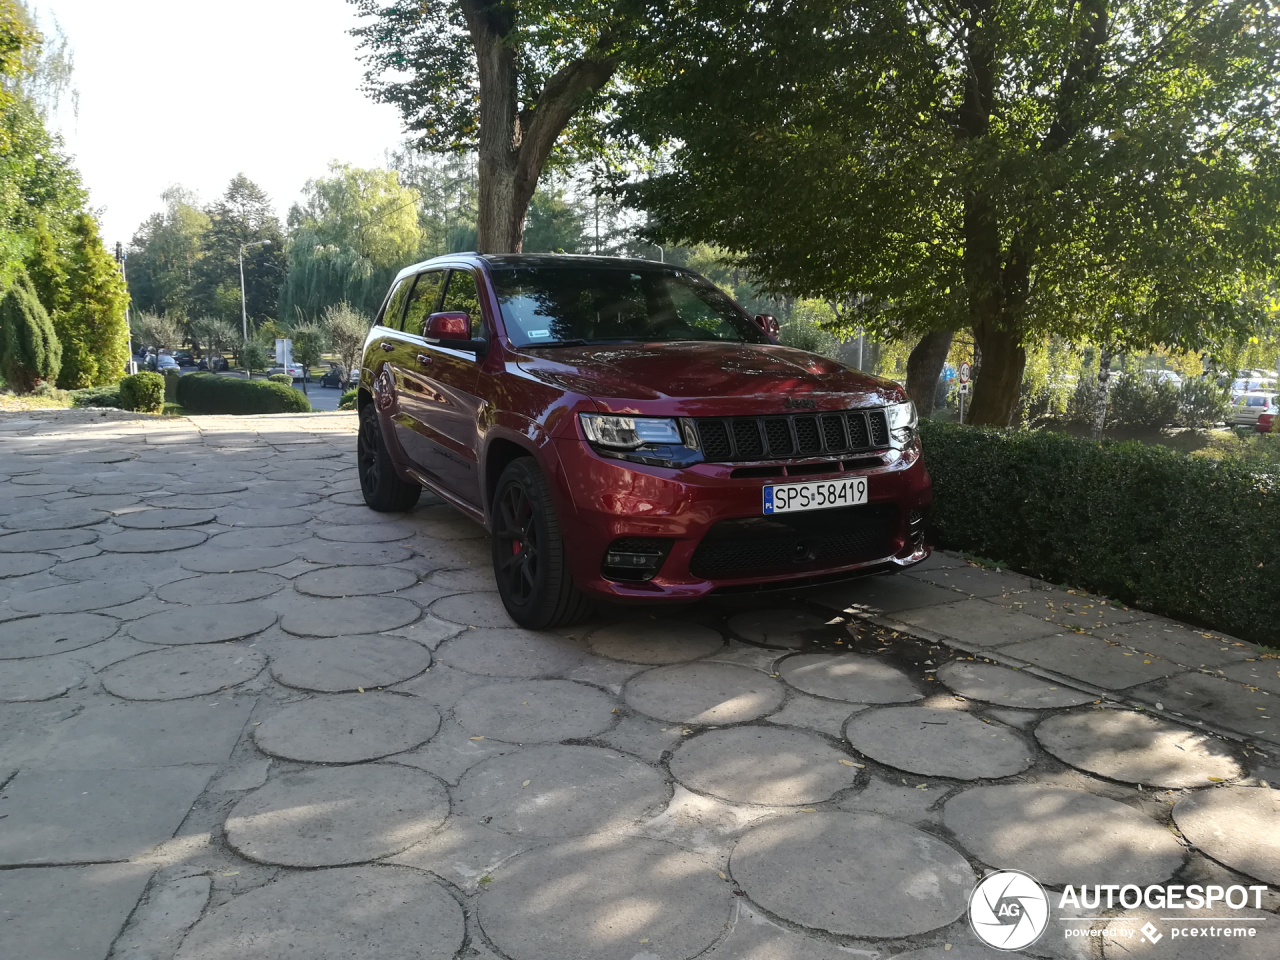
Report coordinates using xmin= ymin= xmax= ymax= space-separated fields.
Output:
xmin=491 ymin=457 xmax=591 ymax=629
xmin=357 ymin=404 xmax=421 ymax=512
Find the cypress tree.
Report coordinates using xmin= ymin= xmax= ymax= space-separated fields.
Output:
xmin=0 ymin=269 xmax=61 ymax=392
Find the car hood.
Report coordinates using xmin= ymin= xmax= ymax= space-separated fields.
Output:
xmin=515 ymin=341 xmax=902 ymax=415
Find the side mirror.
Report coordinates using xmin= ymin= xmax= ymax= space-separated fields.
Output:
xmin=423 ymin=311 xmax=488 ymax=355
xmin=754 ymin=314 xmax=780 ymax=339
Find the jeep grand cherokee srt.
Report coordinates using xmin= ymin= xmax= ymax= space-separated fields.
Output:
xmin=356 ymin=254 xmax=931 ymax=628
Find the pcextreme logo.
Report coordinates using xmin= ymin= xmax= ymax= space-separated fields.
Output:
xmin=968 ymin=872 xmax=1272 ymax=951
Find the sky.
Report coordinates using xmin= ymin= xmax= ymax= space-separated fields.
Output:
xmin=34 ymin=0 xmax=409 ymax=248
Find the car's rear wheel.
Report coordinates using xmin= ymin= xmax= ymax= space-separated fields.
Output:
xmin=491 ymin=457 xmax=591 ymax=629
xmin=358 ymin=404 xmax=421 ymax=512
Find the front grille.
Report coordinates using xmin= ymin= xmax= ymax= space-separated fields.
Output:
xmin=695 ymin=408 xmax=891 ymax=463
xmin=690 ymin=504 xmax=899 ymax=579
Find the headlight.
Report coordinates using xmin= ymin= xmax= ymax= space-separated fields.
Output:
xmin=885 ymin=400 xmax=918 ymax=444
xmin=579 ymin=414 xmax=683 ymax=449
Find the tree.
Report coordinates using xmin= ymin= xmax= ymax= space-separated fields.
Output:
xmin=125 ymin=187 xmax=210 ymax=319
xmin=623 ymin=0 xmax=1280 ymax=425
xmin=0 ymin=269 xmax=59 ymax=391
xmin=351 ymin=0 xmax=650 ymax=253
xmin=193 ymin=175 xmax=285 ymax=324
xmin=240 ymin=340 xmax=267 ymax=378
xmin=47 ymin=214 xmax=130 ymax=388
xmin=322 ymin=301 xmax=368 ymax=377
xmin=523 ymin=185 xmax=588 ymax=253
xmin=190 ymin=316 xmax=238 ymax=360
xmin=0 ymin=1 xmax=37 ymax=154
xmin=132 ymin=311 xmax=182 ymax=351
xmin=291 ymin=322 xmax=325 ymax=377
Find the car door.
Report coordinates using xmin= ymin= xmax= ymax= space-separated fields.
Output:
xmin=385 ymin=270 xmax=445 ymax=474
xmin=397 ymin=267 xmax=485 ymax=505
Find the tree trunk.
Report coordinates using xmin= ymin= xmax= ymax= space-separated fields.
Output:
xmin=904 ymin=329 xmax=954 ymax=417
xmin=967 ymin=319 xmax=1026 ymax=426
xmin=1091 ymin=346 xmax=1113 ymax=440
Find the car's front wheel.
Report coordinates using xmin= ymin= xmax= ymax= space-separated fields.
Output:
xmin=491 ymin=457 xmax=591 ymax=629
xmin=357 ymin=404 xmax=421 ymax=512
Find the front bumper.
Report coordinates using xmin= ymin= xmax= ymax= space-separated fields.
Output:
xmin=549 ymin=438 xmax=933 ymax=602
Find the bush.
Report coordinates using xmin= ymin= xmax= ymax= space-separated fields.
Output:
xmin=163 ymin=369 xmax=182 ymax=401
xmin=118 ymin=372 xmax=165 ymax=413
xmin=176 ymin=373 xmax=311 ymax=415
xmin=1175 ymin=377 xmax=1231 ymax=429
xmin=338 ymin=388 xmax=358 ymax=410
xmin=0 ymin=271 xmax=61 ymax=392
xmin=240 ymin=340 xmax=267 ymax=375
xmin=70 ymin=383 xmax=122 ymax=408
xmin=268 ymin=373 xmax=294 ymax=385
xmin=1109 ymin=374 xmax=1179 ymax=428
xmin=920 ymin=420 xmax=1278 ymax=646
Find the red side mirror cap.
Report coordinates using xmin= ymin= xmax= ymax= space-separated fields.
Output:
xmin=424 ymin=311 xmax=470 ymax=340
xmin=754 ymin=314 xmax=780 ymax=338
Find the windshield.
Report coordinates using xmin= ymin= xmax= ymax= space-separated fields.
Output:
xmin=490 ymin=265 xmax=770 ymax=348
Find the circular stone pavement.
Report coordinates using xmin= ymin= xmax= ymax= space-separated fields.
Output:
xmin=177 ymin=546 xmax=298 ymax=573
xmin=0 ymin=613 xmax=120 ymax=658
xmin=0 ymin=529 xmax=97 ymax=552
xmin=0 ymin=657 xmax=89 ymax=701
xmin=1 ymin=507 xmax=107 ymax=531
xmin=293 ymin=565 xmax=418 ymax=598
xmin=479 ymin=836 xmax=727 ymax=960
xmin=268 ymin=634 xmax=432 ymax=692
xmin=936 ymin=660 xmax=1096 ymax=708
xmin=670 ymin=726 xmax=859 ymax=805
xmin=623 ymin=662 xmax=784 ymax=724
xmin=433 ymin=627 xmax=587 ymax=678
xmin=279 ymin=596 xmax=420 ymax=637
xmin=217 ymin=506 xmax=315 ymax=528
xmin=303 ymin=541 xmax=414 ymax=565
xmin=945 ymin=784 xmax=1185 ymax=886
xmin=9 ymin=579 xmax=151 ymax=615
xmin=429 ymin=592 xmax=513 ymax=628
xmin=778 ymin=653 xmax=922 ymax=703
xmin=174 ymin=866 xmax=465 ymax=960
xmin=98 ymin=529 xmax=207 ymax=552
xmin=0 ymin=553 xmax=56 ymax=578
xmin=315 ymin=525 xmax=413 ymax=543
xmin=126 ymin=602 xmax=276 ymax=645
xmin=728 ymin=608 xmax=839 ymax=648
xmin=586 ymin=619 xmax=724 ymax=664
xmin=455 ymin=744 xmax=671 ymax=837
xmin=731 ymin=812 xmax=972 ymax=938
xmin=224 ymin=764 xmax=450 ymax=867
xmin=1035 ymin=710 xmax=1242 ymax=787
xmin=453 ymin=679 xmax=618 ymax=742
xmin=253 ymin=693 xmax=441 ymax=763
xmin=113 ymin=508 xmax=216 ymax=529
xmin=100 ymin=646 xmax=266 ymax=700
xmin=1173 ymin=786 xmax=1280 ymax=885
xmin=846 ymin=706 xmax=1034 ymax=780
xmin=157 ymin=572 xmax=287 ymax=604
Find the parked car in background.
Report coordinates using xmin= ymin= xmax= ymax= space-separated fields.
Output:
xmin=267 ymin=362 xmax=305 ymax=381
xmin=355 ymin=253 xmax=931 ymax=629
xmin=1232 ymin=392 xmax=1278 ymax=429
xmin=1254 ymin=399 xmax=1276 ymax=434
xmin=319 ymin=364 xmax=355 ymax=389
xmin=173 ymin=350 xmax=195 ymax=367
xmin=155 ymin=354 xmax=180 ymax=374
xmin=1231 ymin=377 xmax=1276 ymax=401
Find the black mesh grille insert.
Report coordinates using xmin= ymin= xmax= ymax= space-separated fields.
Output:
xmin=697 ymin=421 xmax=732 ymax=460
xmin=690 ymin=504 xmax=899 ymax=579
xmin=846 ymin=413 xmax=869 ymax=448
xmin=868 ymin=410 xmax=889 ymax=446
xmin=763 ymin=419 xmax=794 ymax=457
xmin=820 ymin=415 xmax=846 ymax=451
xmin=732 ymin=420 xmax=764 ymax=458
xmin=794 ymin=416 xmax=821 ymax=454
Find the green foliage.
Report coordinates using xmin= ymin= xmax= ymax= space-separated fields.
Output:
xmin=338 ymin=387 xmax=358 ymax=410
xmin=322 ymin=301 xmax=368 ymax=378
xmin=0 ymin=269 xmax=59 ymax=391
xmin=0 ymin=3 xmax=38 ymax=144
xmin=117 ymin=371 xmax=164 ymax=413
xmin=131 ymin=311 xmax=183 ymax=351
xmin=1109 ymin=375 xmax=1180 ymax=429
xmin=48 ymin=213 xmax=131 ymax=388
xmin=69 ymin=382 xmax=121 ymax=408
xmin=920 ymin=420 xmax=1279 ymax=646
xmin=290 ymin=322 xmax=325 ymax=373
xmin=267 ymin=373 xmax=293 ymax=385
xmin=239 ymin=340 xmax=267 ymax=375
xmin=162 ymin=368 xmax=181 ymax=401
xmin=124 ymin=188 xmax=209 ymax=318
xmin=176 ymin=373 xmax=311 ymax=415
xmin=777 ymin=300 xmax=840 ymax=359
xmin=253 ymin=319 xmax=286 ymax=347
xmin=523 ymin=186 xmax=587 ymax=253
xmin=189 ymin=316 xmax=238 ymax=357
xmin=1176 ymin=379 xmax=1232 ymax=430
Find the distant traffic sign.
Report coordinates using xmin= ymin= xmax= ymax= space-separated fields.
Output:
xmin=959 ymin=361 xmax=971 ymax=384
xmin=957 ymin=381 xmax=972 ymax=395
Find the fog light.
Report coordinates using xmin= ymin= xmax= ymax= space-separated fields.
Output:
xmin=601 ymin=538 xmax=672 ymax=582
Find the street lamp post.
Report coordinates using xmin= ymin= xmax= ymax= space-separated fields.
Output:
xmin=239 ymin=239 xmax=271 ymax=342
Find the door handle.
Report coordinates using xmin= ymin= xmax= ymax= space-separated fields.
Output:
xmin=381 ymin=342 xmax=394 ymax=352
xmin=416 ymin=354 xmax=433 ymax=366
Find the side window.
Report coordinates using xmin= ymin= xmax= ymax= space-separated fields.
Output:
xmin=402 ymin=270 xmax=445 ymax=336
xmin=441 ymin=270 xmax=483 ymax=339
xmin=379 ymin=276 xmax=416 ymax=330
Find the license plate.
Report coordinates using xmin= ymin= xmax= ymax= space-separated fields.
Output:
xmin=763 ymin=477 xmax=868 ymax=514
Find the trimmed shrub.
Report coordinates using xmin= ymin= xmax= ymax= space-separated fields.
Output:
xmin=338 ymin=388 xmax=358 ymax=410
xmin=0 ymin=271 xmax=61 ymax=392
xmin=163 ymin=369 xmax=182 ymax=401
xmin=70 ymin=383 xmax=122 ymax=408
xmin=176 ymin=373 xmax=311 ymax=415
xmin=268 ymin=373 xmax=294 ymax=385
xmin=118 ymin=372 xmax=165 ymax=413
xmin=920 ymin=420 xmax=1278 ymax=646
xmin=1109 ymin=374 xmax=1179 ymax=428
xmin=1176 ymin=377 xmax=1231 ymax=429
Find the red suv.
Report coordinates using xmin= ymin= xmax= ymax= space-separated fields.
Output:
xmin=356 ymin=255 xmax=931 ymax=628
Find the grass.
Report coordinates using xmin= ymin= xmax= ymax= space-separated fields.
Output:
xmin=161 ymin=402 xmax=188 ymax=416
xmin=0 ymin=389 xmax=72 ymax=410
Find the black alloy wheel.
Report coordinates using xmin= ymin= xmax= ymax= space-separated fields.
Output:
xmin=491 ymin=457 xmax=591 ymax=629
xmin=357 ymin=404 xmax=421 ymax=512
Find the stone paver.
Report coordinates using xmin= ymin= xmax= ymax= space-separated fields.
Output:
xmin=587 ymin=618 xmax=724 ymax=662
xmin=267 ymin=633 xmax=432 ymax=691
xmin=278 ymin=594 xmax=420 ymax=636
xmin=293 ymin=564 xmax=418 ymax=597
xmin=936 ymin=660 xmax=1096 ymax=708
xmin=624 ymin=662 xmax=784 ymax=723
xmin=944 ymin=784 xmax=1185 ymax=885
xmin=778 ymin=652 xmax=922 ymax=703
xmin=886 ymin=598 xmax=1065 ymax=647
xmin=224 ymin=764 xmax=449 ymax=866
xmin=731 ymin=812 xmax=972 ymax=937
xmin=670 ymin=725 xmax=859 ymax=804
xmin=253 ymin=693 xmax=441 ymax=762
xmin=0 ymin=552 xmax=56 ymax=577
xmin=0 ymin=656 xmax=89 ymax=702
xmin=846 ymin=706 xmax=1034 ymax=780
xmin=125 ymin=601 xmax=276 ymax=644
xmin=10 ymin=580 xmax=150 ymax=614
xmin=1128 ymin=671 xmax=1280 ymax=747
xmin=157 ymin=571 xmax=287 ymax=604
xmin=453 ymin=678 xmax=618 ymax=742
xmin=177 ymin=544 xmax=298 ymax=573
xmin=98 ymin=528 xmax=207 ymax=552
xmin=727 ymin=608 xmax=838 ymax=647
xmin=174 ymin=867 xmax=465 ymax=960
xmin=0 ymin=864 xmax=153 ymax=960
xmin=1036 ymin=709 xmax=1243 ymax=787
xmin=1 ymin=612 xmax=119 ymax=658
xmin=998 ymin=633 xmax=1188 ymax=689
xmin=100 ymin=645 xmax=265 ymax=700
xmin=1172 ymin=786 xmax=1280 ymax=885
xmin=433 ymin=626 xmax=588 ymax=677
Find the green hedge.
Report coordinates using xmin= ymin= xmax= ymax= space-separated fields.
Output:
xmin=338 ymin=388 xmax=357 ymax=410
xmin=118 ymin=372 xmax=165 ymax=413
xmin=267 ymin=373 xmax=294 ymax=385
xmin=920 ymin=420 xmax=1278 ymax=646
xmin=175 ymin=373 xmax=311 ymax=415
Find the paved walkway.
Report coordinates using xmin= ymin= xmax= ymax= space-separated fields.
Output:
xmin=0 ymin=410 xmax=1277 ymax=960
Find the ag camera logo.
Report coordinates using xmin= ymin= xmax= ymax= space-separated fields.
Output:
xmin=968 ymin=870 xmax=1050 ymax=951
